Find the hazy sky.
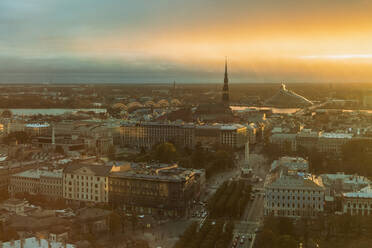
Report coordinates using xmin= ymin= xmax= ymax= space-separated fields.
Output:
xmin=1 ymin=0 xmax=372 ymax=83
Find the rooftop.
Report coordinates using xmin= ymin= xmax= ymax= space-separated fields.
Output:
xmin=25 ymin=123 xmax=50 ymax=128
xmin=110 ymin=162 xmax=204 ymax=182
xmin=63 ymin=163 xmax=113 ymax=176
xmin=271 ymin=156 xmax=309 ymax=172
xmin=343 ymin=186 xmax=372 ymax=198
xmin=13 ymin=168 xmax=63 ymax=179
xmin=266 ymin=170 xmax=324 ymax=190
xmin=321 ymin=132 xmax=353 ymax=139
xmin=2 ymin=237 xmax=75 ymax=248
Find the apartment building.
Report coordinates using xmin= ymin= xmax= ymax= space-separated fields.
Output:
xmin=9 ymin=168 xmax=63 ymax=199
xmin=120 ymin=122 xmax=195 ymax=149
xmin=109 ymin=163 xmax=206 ymax=217
xmin=63 ymin=164 xmax=112 ymax=204
xmin=269 ymin=129 xmax=354 ymax=155
xmin=120 ymin=122 xmax=247 ymax=149
xmin=264 ymin=169 xmax=325 ymax=218
xmin=343 ymin=186 xmax=372 ymax=216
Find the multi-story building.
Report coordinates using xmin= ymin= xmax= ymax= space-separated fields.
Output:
xmin=120 ymin=122 xmax=195 ymax=149
xmin=321 ymin=173 xmax=370 ymax=194
xmin=317 ymin=132 xmax=353 ymax=155
xmin=63 ymin=164 xmax=112 ymax=204
xmin=295 ymin=129 xmax=320 ymax=152
xmin=269 ymin=133 xmax=297 ymax=152
xmin=31 ymin=135 xmax=86 ymax=153
xmin=109 ymin=163 xmax=206 ymax=218
xmin=269 ymin=129 xmax=354 ymax=156
xmin=9 ymin=168 xmax=63 ymax=199
xmin=219 ymin=124 xmax=247 ymax=148
xmin=342 ymin=186 xmax=372 ymax=216
xmin=264 ymin=169 xmax=325 ymax=218
xmin=120 ymin=122 xmax=247 ymax=149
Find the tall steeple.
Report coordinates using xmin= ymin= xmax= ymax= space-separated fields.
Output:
xmin=222 ymin=57 xmax=230 ymax=104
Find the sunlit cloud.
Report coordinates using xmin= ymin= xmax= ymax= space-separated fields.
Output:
xmin=1 ymin=0 xmax=372 ymax=82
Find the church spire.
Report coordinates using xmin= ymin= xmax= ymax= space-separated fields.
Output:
xmin=222 ymin=57 xmax=229 ymax=103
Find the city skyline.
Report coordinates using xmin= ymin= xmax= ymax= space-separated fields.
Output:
xmin=1 ymin=0 xmax=372 ymax=83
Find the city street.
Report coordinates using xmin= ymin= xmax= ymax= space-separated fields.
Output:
xmin=232 ymin=146 xmax=269 ymax=248
xmin=144 ymin=147 xmax=270 ymax=248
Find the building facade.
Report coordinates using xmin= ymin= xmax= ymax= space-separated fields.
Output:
xmin=120 ymin=122 xmax=247 ymax=149
xmin=120 ymin=122 xmax=194 ymax=149
xmin=342 ymin=186 xmax=372 ymax=216
xmin=264 ymin=169 xmax=325 ymax=218
xmin=9 ymin=168 xmax=63 ymax=199
xmin=109 ymin=163 xmax=205 ymax=218
xmin=63 ymin=164 xmax=112 ymax=204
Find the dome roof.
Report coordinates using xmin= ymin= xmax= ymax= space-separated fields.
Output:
xmin=170 ymin=99 xmax=182 ymax=106
xmin=112 ymin=103 xmax=128 ymax=110
xmin=127 ymin=102 xmax=143 ymax=110
xmin=157 ymin=99 xmax=170 ymax=107
xmin=144 ymin=101 xmax=156 ymax=107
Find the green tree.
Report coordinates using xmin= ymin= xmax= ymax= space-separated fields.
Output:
xmin=277 ymin=235 xmax=297 ymax=248
xmin=153 ymin=142 xmax=177 ymax=163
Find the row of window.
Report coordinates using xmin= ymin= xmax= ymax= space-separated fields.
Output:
xmin=347 ymin=202 xmax=372 ymax=209
xmin=269 ymin=202 xmax=322 ymax=209
xmin=65 ymin=193 xmax=101 ymax=201
xmin=66 ymin=181 xmax=100 ymax=187
xmin=267 ymin=195 xmax=322 ymax=201
xmin=64 ymin=175 xmax=103 ymax=181
xmin=266 ymin=209 xmax=319 ymax=217
xmin=65 ymin=187 xmax=99 ymax=194
xmin=267 ymin=189 xmax=322 ymax=194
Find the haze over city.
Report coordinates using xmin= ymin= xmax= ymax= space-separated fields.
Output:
xmin=2 ymin=0 xmax=372 ymax=83
xmin=2 ymin=1 xmax=372 ymax=248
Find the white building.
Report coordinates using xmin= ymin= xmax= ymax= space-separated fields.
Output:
xmin=9 ymin=168 xmax=63 ymax=199
xmin=220 ymin=124 xmax=247 ymax=148
xmin=343 ymin=186 xmax=372 ymax=216
xmin=63 ymin=164 xmax=112 ymax=204
xmin=264 ymin=170 xmax=325 ymax=218
xmin=1 ymin=237 xmax=75 ymax=248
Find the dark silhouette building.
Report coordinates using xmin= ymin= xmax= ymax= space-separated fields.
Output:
xmin=222 ymin=58 xmax=229 ymax=104
xmin=194 ymin=59 xmax=233 ymax=122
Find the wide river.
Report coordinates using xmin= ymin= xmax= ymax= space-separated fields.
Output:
xmin=230 ymin=106 xmax=300 ymax=114
xmin=0 ymin=108 xmax=107 ymax=116
xmin=3 ymin=106 xmax=372 ymax=116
